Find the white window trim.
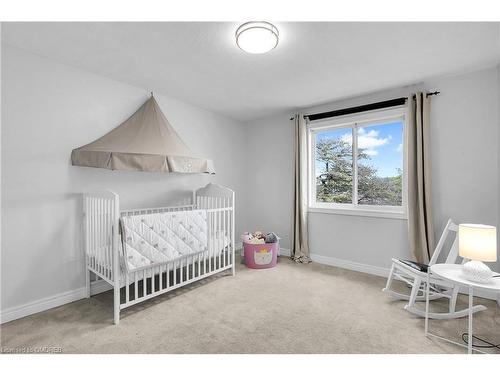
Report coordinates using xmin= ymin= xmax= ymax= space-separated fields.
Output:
xmin=307 ymin=105 xmax=408 ymax=220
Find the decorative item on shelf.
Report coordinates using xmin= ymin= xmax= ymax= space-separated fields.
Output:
xmin=458 ymin=223 xmax=497 ymax=283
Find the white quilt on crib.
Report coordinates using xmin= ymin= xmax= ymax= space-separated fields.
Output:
xmin=120 ymin=210 xmax=229 ymax=272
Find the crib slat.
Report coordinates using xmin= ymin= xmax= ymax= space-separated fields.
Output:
xmin=218 ymin=198 xmax=222 ymax=270
xmin=197 ymin=255 xmax=199 ymax=278
xmin=103 ymin=198 xmax=106 ymax=279
xmin=159 ymin=264 xmax=163 ymax=290
xmin=198 ymin=252 xmax=201 ymax=278
xmin=134 ymin=272 xmax=138 ymax=300
xmin=89 ymin=198 xmax=93 ymax=271
xmin=166 ymin=262 xmax=170 ymax=288
xmin=99 ymin=198 xmax=103 ymax=276
xmin=215 ymin=200 xmax=218 ymax=270
xmin=102 ymin=198 xmax=106 ymax=277
xmin=213 ymin=208 xmax=216 ymax=270
xmin=152 ymin=265 xmax=155 ymax=293
xmin=105 ymin=198 xmax=110 ymax=279
xmin=110 ymin=198 xmax=115 ymax=281
xmin=204 ymin=239 xmax=207 ymax=275
xmin=205 ymin=208 xmax=209 ymax=274
xmin=92 ymin=198 xmax=96 ymax=272
xmin=94 ymin=197 xmax=98 ymax=272
xmin=226 ymin=198 xmax=230 ymax=267
xmin=223 ymin=199 xmax=226 ymax=268
xmin=209 ymin=211 xmax=212 ymax=273
xmin=191 ymin=255 xmax=194 ymax=280
xmin=110 ymin=198 xmax=114 ymax=279
xmin=96 ymin=198 xmax=100 ymax=275
xmin=104 ymin=198 xmax=108 ymax=278
xmin=192 ymin=255 xmax=195 ymax=279
xmin=125 ymin=272 xmax=130 ymax=303
xmin=179 ymin=258 xmax=183 ymax=283
xmin=175 ymin=260 xmax=178 ymax=285
xmin=85 ymin=197 xmax=90 ymax=270
xmin=108 ymin=198 xmax=112 ymax=280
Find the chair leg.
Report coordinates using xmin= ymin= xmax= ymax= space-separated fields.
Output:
xmin=449 ymin=286 xmax=459 ymax=313
xmin=405 ymin=276 xmax=422 ymax=310
xmin=382 ymin=264 xmax=396 ymax=292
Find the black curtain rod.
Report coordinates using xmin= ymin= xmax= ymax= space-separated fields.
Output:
xmin=290 ymin=91 xmax=440 ymax=121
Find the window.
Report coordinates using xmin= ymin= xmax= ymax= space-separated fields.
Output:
xmin=308 ymin=106 xmax=406 ymax=218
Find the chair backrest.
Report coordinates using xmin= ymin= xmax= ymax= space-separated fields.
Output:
xmin=428 ymin=218 xmax=459 ymax=266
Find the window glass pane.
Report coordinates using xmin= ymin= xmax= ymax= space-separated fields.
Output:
xmin=357 ymin=121 xmax=403 ymax=206
xmin=315 ymin=127 xmax=353 ymax=203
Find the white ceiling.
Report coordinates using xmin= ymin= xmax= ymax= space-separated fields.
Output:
xmin=2 ymin=22 xmax=500 ymax=121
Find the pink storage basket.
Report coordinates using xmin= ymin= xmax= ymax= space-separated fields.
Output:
xmin=243 ymin=242 xmax=278 ymax=269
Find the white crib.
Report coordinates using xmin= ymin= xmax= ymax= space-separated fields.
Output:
xmin=83 ymin=183 xmax=235 ymax=324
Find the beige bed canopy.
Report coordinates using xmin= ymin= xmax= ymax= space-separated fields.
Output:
xmin=71 ymin=95 xmax=215 ymax=173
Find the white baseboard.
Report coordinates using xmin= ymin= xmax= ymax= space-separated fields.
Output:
xmin=310 ymin=253 xmax=390 ymax=278
xmin=278 ymin=246 xmax=390 ymax=278
xmin=1 ymin=287 xmax=86 ymax=324
xmin=279 ymin=248 xmax=291 ymax=257
xmin=0 ymin=279 xmax=111 ymax=324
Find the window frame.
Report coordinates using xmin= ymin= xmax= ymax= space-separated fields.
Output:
xmin=307 ymin=105 xmax=408 ymax=220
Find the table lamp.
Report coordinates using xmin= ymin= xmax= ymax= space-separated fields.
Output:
xmin=458 ymin=223 xmax=497 ymax=283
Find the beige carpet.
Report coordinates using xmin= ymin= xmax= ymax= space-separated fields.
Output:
xmin=1 ymin=257 xmax=499 ymax=354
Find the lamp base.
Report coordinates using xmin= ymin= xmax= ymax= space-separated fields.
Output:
xmin=462 ymin=260 xmax=493 ymax=283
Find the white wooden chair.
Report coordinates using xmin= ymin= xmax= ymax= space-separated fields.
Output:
xmin=383 ymin=218 xmax=487 ymax=319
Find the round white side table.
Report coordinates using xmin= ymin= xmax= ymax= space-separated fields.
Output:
xmin=426 ymin=264 xmax=500 ymax=354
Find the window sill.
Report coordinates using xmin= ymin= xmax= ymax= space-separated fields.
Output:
xmin=308 ymin=206 xmax=407 ymax=220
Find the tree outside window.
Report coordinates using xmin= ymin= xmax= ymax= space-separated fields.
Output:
xmin=314 ymin=120 xmax=403 ymax=207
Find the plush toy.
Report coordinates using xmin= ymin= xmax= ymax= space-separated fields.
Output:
xmin=264 ymin=232 xmax=278 ymax=244
xmin=242 ymin=230 xmax=277 ymax=245
xmin=248 ymin=237 xmax=265 ymax=244
xmin=241 ymin=232 xmax=253 ymax=243
xmin=252 ymin=231 xmax=263 ymax=239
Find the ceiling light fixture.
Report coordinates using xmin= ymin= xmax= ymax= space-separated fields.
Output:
xmin=235 ymin=21 xmax=279 ymax=54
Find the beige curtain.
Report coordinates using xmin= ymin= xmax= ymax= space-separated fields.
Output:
xmin=292 ymin=114 xmax=311 ymax=263
xmin=407 ymin=93 xmax=435 ymax=264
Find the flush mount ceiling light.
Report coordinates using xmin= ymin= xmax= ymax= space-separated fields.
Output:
xmin=235 ymin=21 xmax=279 ymax=54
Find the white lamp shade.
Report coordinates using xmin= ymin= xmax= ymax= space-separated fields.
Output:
xmin=459 ymin=223 xmax=497 ymax=262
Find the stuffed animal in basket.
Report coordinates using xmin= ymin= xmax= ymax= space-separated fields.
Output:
xmin=264 ymin=232 xmax=278 ymax=243
xmin=241 ymin=232 xmax=253 ymax=243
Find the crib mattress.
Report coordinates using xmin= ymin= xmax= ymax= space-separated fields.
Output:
xmin=120 ymin=209 xmax=229 ymax=273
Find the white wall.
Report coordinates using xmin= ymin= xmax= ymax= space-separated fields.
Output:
xmin=244 ymin=113 xmax=294 ymax=249
xmin=426 ymin=68 xmax=499 ymax=272
xmin=1 ymin=45 xmax=248 ymax=313
xmin=245 ymin=67 xmax=499 ymax=272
